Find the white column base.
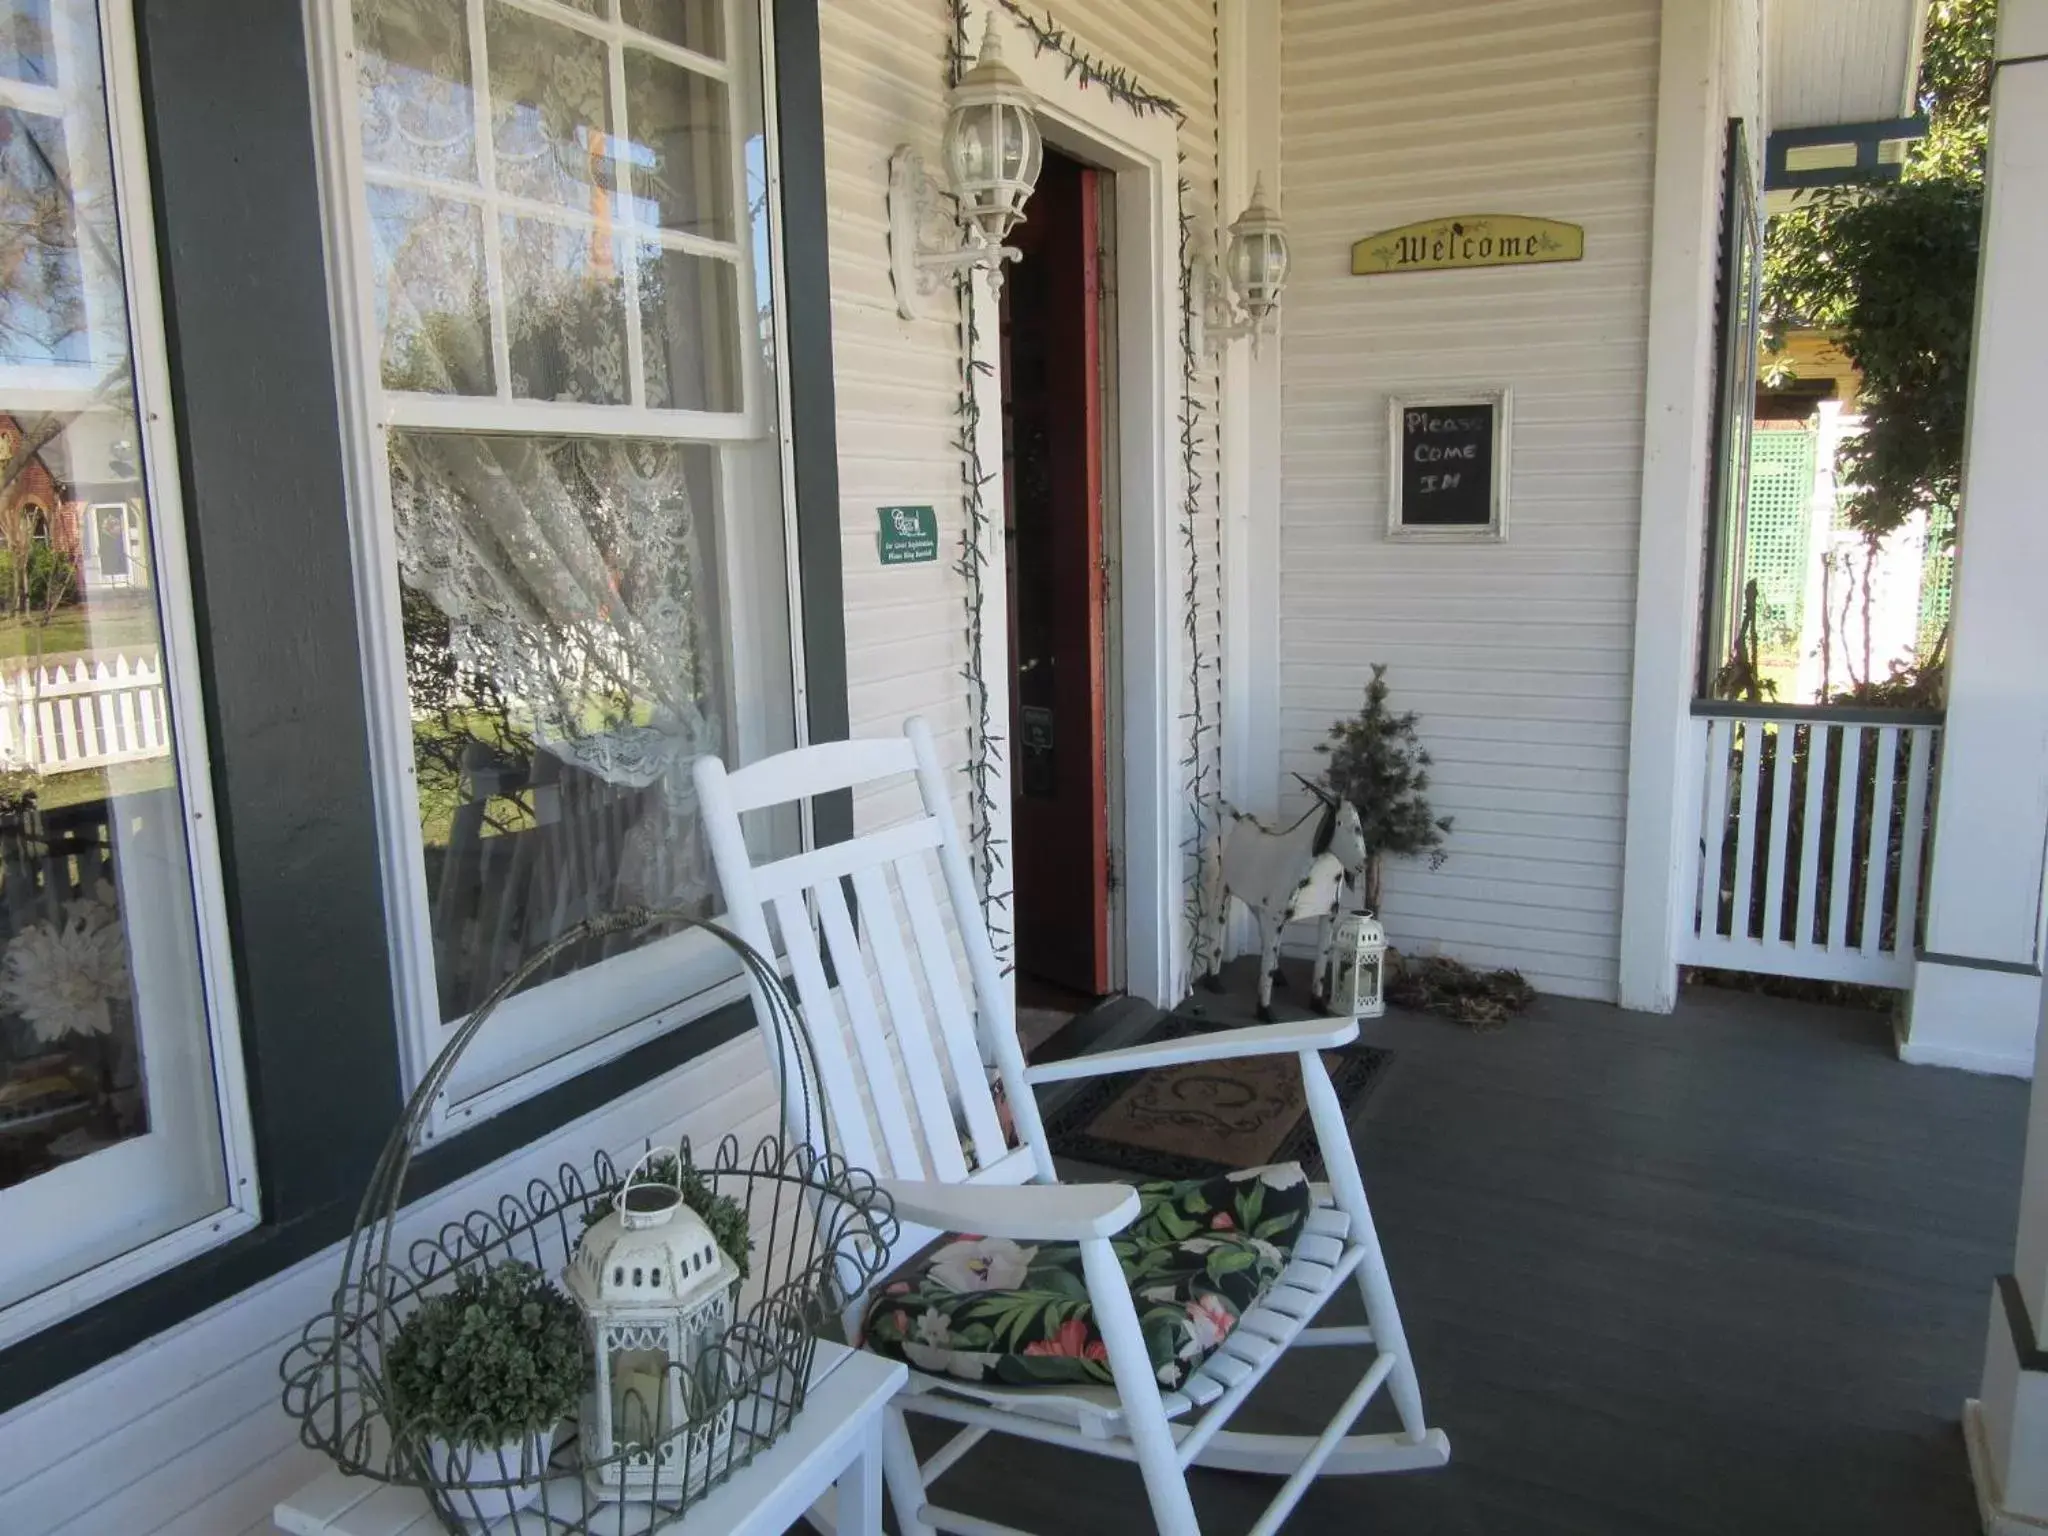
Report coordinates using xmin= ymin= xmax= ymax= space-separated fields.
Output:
xmin=1966 ymin=1400 xmax=2048 ymax=1535
xmin=1968 ymin=1279 xmax=2048 ymax=1532
xmin=1899 ymin=959 xmax=2041 ymax=1078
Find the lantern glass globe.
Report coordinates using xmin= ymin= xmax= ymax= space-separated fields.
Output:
xmin=942 ymin=18 xmax=1042 ymax=248
xmin=1225 ymin=175 xmax=1289 ymax=321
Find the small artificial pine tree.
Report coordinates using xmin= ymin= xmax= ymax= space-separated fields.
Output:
xmin=1316 ymin=664 xmax=1452 ymax=914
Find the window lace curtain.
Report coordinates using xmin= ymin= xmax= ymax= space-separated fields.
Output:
xmin=389 ymin=432 xmax=722 ymax=913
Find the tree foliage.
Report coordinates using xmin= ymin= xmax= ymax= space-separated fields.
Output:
xmin=1761 ymin=0 xmax=1994 ymax=539
xmin=1316 ymin=664 xmax=1451 ymax=913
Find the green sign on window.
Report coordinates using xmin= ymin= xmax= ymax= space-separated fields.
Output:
xmin=877 ymin=505 xmax=940 ymax=565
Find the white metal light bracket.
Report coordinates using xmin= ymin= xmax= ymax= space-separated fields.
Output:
xmin=1200 ymin=259 xmax=1267 ymax=359
xmin=889 ymin=145 xmax=1023 ymax=321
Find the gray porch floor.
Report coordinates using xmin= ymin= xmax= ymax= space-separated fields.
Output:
xmin=917 ymin=962 xmax=2030 ymax=1535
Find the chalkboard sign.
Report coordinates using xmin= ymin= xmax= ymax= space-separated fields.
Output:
xmin=1387 ymin=389 xmax=1511 ymax=542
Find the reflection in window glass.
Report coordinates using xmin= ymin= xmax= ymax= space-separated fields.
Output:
xmin=353 ymin=0 xmax=476 ymax=184
xmin=0 ymin=0 xmax=52 ymax=86
xmin=342 ymin=0 xmax=794 ymax=1099
xmin=622 ymin=0 xmax=723 ymax=58
xmin=367 ymin=184 xmax=495 ymax=395
xmin=501 ymin=215 xmax=628 ymax=404
xmin=622 ymin=49 xmax=733 ymax=240
xmin=0 ymin=110 xmax=85 ymax=367
xmin=0 ymin=0 xmax=231 ymax=1304
xmin=487 ymin=1 xmax=612 ymax=210
xmin=392 ymin=432 xmax=727 ymax=1021
xmin=638 ymin=243 xmax=739 ymax=411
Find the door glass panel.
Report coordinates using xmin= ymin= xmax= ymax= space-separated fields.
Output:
xmin=0 ymin=0 xmax=232 ymax=1306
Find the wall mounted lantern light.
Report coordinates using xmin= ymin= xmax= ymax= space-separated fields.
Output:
xmin=889 ymin=15 xmax=1044 ymax=321
xmin=1202 ymin=174 xmax=1290 ymax=357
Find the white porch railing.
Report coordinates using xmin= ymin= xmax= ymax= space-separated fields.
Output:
xmin=1683 ymin=703 xmax=1943 ymax=987
xmin=0 ymin=652 xmax=170 ymax=775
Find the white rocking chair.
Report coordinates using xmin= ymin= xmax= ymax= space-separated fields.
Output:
xmin=693 ymin=718 xmax=1448 ymax=1536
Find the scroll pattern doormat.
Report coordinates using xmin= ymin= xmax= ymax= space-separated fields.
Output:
xmin=1041 ymin=1018 xmax=1392 ymax=1182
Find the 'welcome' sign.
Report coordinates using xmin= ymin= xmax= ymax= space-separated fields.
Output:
xmin=1352 ymin=215 xmax=1583 ymax=276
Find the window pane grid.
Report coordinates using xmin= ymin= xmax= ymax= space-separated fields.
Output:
xmin=367 ymin=0 xmax=745 ymax=420
xmin=335 ymin=0 xmax=793 ymax=1116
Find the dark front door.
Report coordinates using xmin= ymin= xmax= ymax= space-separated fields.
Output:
xmin=1001 ymin=147 xmax=1110 ymax=997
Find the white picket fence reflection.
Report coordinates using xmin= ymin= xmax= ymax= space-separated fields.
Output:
xmin=1684 ymin=705 xmax=1942 ymax=986
xmin=0 ymin=652 xmax=170 ymax=775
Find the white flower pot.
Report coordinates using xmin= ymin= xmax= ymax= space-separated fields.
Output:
xmin=423 ymin=1425 xmax=554 ymax=1522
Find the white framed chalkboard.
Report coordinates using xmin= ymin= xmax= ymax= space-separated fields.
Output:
xmin=1386 ymin=388 xmax=1511 ymax=542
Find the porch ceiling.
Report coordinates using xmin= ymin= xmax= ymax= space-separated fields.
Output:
xmin=1769 ymin=0 xmax=1927 ymax=131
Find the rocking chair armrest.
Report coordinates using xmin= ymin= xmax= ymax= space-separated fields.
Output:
xmin=874 ymin=1177 xmax=1141 ymax=1241
xmin=1021 ymin=1016 xmax=1361 ymax=1087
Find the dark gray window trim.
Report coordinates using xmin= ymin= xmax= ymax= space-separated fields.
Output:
xmin=0 ymin=0 xmax=847 ymax=1415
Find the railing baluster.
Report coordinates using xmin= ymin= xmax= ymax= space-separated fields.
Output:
xmin=1699 ymin=718 xmax=1733 ymax=941
xmin=1895 ymin=726 xmax=1935 ymax=956
xmin=1731 ymin=721 xmax=1764 ymax=942
xmin=1825 ymin=726 xmax=1865 ymax=953
xmin=1859 ymin=726 xmax=1899 ymax=956
xmin=1795 ymin=722 xmax=1831 ymax=952
xmin=1761 ymin=721 xmax=1796 ymax=947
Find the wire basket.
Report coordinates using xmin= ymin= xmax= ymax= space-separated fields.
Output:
xmin=280 ymin=907 xmax=898 ymax=1533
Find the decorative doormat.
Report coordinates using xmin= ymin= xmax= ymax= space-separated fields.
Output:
xmin=1040 ymin=1019 xmax=1393 ymax=1182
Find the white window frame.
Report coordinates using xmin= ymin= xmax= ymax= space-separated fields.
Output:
xmin=0 ymin=0 xmax=259 ymax=1351
xmin=309 ymin=0 xmax=810 ymax=1139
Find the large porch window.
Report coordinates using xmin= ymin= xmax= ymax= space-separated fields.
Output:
xmin=0 ymin=0 xmax=255 ymax=1346
xmin=320 ymin=0 xmax=800 ymax=1128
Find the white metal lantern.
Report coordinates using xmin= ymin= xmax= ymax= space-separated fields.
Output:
xmin=943 ymin=18 xmax=1042 ymax=250
xmin=888 ymin=15 xmax=1044 ymax=318
xmin=565 ymin=1151 xmax=740 ymax=1500
xmin=1202 ymin=173 xmax=1291 ymax=356
xmin=1327 ymin=911 xmax=1387 ymax=1021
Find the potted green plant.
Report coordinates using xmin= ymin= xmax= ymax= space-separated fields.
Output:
xmin=1317 ymin=663 xmax=1453 ymax=915
xmin=383 ymin=1259 xmax=586 ymax=1519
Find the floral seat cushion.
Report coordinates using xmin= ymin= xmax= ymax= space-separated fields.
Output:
xmin=861 ymin=1164 xmax=1315 ymax=1391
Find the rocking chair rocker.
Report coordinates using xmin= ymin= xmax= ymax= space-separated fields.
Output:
xmin=694 ymin=719 xmax=1448 ymax=1536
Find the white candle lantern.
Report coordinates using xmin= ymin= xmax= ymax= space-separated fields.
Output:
xmin=1327 ymin=912 xmax=1387 ymax=1020
xmin=566 ymin=1150 xmax=739 ymax=1500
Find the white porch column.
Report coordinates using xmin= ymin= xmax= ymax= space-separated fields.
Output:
xmin=1957 ymin=3 xmax=2048 ymax=1527
xmin=1898 ymin=0 xmax=2048 ymax=1082
xmin=1617 ymin=0 xmax=1727 ymax=1012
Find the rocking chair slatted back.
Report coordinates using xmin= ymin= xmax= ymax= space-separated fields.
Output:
xmin=694 ymin=719 xmax=1049 ymax=1206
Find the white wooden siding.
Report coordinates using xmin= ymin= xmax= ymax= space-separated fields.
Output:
xmin=1277 ymin=0 xmax=1660 ymax=1000
xmin=0 ymin=1034 xmax=778 ymax=1536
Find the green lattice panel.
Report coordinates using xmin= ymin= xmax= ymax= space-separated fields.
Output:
xmin=1919 ymin=505 xmax=1955 ymax=656
xmin=1743 ymin=428 xmax=1818 ymax=658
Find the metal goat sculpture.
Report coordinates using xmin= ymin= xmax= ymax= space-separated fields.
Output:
xmin=1203 ymin=779 xmax=1370 ymax=1019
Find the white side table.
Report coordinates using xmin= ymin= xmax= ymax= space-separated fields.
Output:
xmin=275 ymin=1342 xmax=907 ymax=1536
